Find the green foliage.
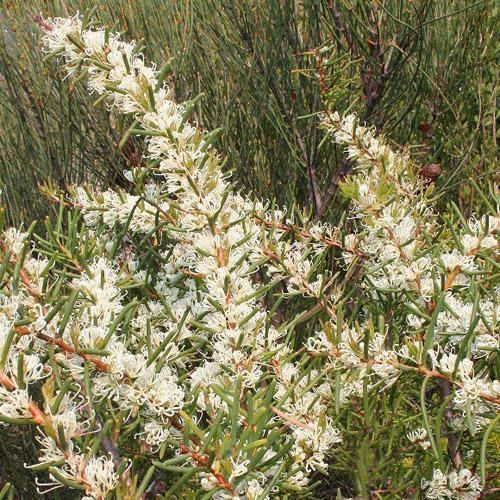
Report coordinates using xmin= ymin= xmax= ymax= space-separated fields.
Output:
xmin=0 ymin=2 xmax=498 ymax=499
xmin=0 ymin=1 xmax=497 ymax=226
xmin=0 ymin=3 xmax=128 ymax=226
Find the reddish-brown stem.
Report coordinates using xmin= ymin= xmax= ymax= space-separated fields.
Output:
xmin=0 ymin=239 xmax=110 ymax=373
xmin=0 ymin=372 xmax=16 ymax=391
xmin=178 ymin=444 xmax=235 ymax=494
xmin=444 ymin=265 xmax=461 ymax=291
xmin=255 ymin=216 xmax=366 ymax=257
xmin=0 ymin=371 xmax=46 ymax=425
xmin=36 ymin=332 xmax=110 ymax=372
xmin=416 ymin=366 xmax=499 ymax=405
xmin=271 ymin=406 xmax=314 ymax=431
xmin=15 ymin=326 xmax=109 ymax=372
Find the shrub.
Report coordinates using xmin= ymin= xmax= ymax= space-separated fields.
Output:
xmin=1 ymin=1 xmax=497 ymax=225
xmin=0 ymin=13 xmax=498 ymax=499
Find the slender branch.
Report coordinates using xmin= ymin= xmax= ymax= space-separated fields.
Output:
xmin=438 ymin=379 xmax=463 ymax=469
xmin=36 ymin=332 xmax=110 ymax=372
xmin=318 ymin=2 xmax=430 ymax=220
xmin=294 ymin=127 xmax=322 ymax=215
xmin=313 ymin=155 xmax=352 ymax=221
xmin=0 ymin=240 xmax=111 ymax=373
xmin=178 ymin=444 xmax=235 ymax=494
xmin=254 ymin=216 xmax=366 ymax=257
xmin=271 ymin=406 xmax=314 ymax=430
xmin=0 ymin=371 xmax=46 ymax=425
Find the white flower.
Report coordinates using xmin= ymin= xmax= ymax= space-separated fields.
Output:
xmin=77 ymin=324 xmax=108 ymax=349
xmin=406 ymin=428 xmax=431 ymax=450
xmin=139 ymin=366 xmax=185 ymax=420
xmin=480 ymin=235 xmax=497 ymax=249
xmin=32 ymin=435 xmax=67 ymax=466
xmin=245 ymin=479 xmax=268 ymax=500
xmin=82 ymin=455 xmax=118 ymax=499
xmin=448 ymin=469 xmax=481 ymax=500
xmin=0 ymin=388 xmax=31 ymax=422
xmin=82 ymin=29 xmax=107 ymax=54
xmin=42 ymin=15 xmax=83 ymax=53
xmin=393 ymin=215 xmax=416 ymax=245
xmin=52 ymin=410 xmax=83 ymax=440
xmin=287 ymin=469 xmax=309 ymax=487
xmin=438 ymin=353 xmax=458 ymax=375
xmin=7 ymin=353 xmax=46 ymax=384
xmin=200 ymin=472 xmax=219 ymax=491
xmin=421 ymin=469 xmax=452 ymax=499
xmin=454 ymin=377 xmax=491 ymax=408
xmin=372 ymin=348 xmax=399 ymax=380
xmin=3 ymin=227 xmax=28 ymax=255
xmin=419 ymin=278 xmax=436 ymax=299
xmin=292 ymin=418 xmax=342 ymax=471
xmin=457 ymin=359 xmax=474 ymax=380
xmin=461 ymin=234 xmax=479 ymax=253
xmin=138 ymin=421 xmax=171 ymax=451
xmin=229 ymin=454 xmax=250 ymax=481
xmin=407 ymin=314 xmax=425 ymax=328
xmin=440 ymin=250 xmax=476 ymax=273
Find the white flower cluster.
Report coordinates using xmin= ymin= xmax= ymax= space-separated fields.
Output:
xmin=321 ymin=112 xmax=499 ymax=433
xmin=407 ymin=428 xmax=431 ymax=450
xmin=422 ymin=468 xmax=481 ymax=500
xmin=3 ymin=13 xmax=346 ymax=497
xmin=0 ymin=231 xmax=49 ymax=424
xmin=0 ymin=12 xmax=496 ymax=499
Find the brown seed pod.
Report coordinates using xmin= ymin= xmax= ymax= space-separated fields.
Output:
xmin=420 ymin=163 xmax=442 ymax=181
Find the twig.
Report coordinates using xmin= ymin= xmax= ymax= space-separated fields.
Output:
xmin=271 ymin=406 xmax=314 ymax=431
xmin=438 ymin=379 xmax=463 ymax=469
xmin=178 ymin=444 xmax=235 ymax=494
xmin=0 ymin=239 xmax=111 ymax=373
xmin=296 ymin=128 xmax=322 ymax=215
xmin=254 ymin=215 xmax=366 ymax=257
xmin=36 ymin=332 xmax=110 ymax=372
xmin=0 ymin=371 xmax=46 ymax=425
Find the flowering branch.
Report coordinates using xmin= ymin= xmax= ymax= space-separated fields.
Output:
xmin=0 ymin=11 xmax=496 ymax=500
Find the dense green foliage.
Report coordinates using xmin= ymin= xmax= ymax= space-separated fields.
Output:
xmin=0 ymin=1 xmax=497 ymax=225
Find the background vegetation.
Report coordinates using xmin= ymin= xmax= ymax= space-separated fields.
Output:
xmin=1 ymin=0 xmax=497 ymax=225
xmin=0 ymin=0 xmax=498 ymax=497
